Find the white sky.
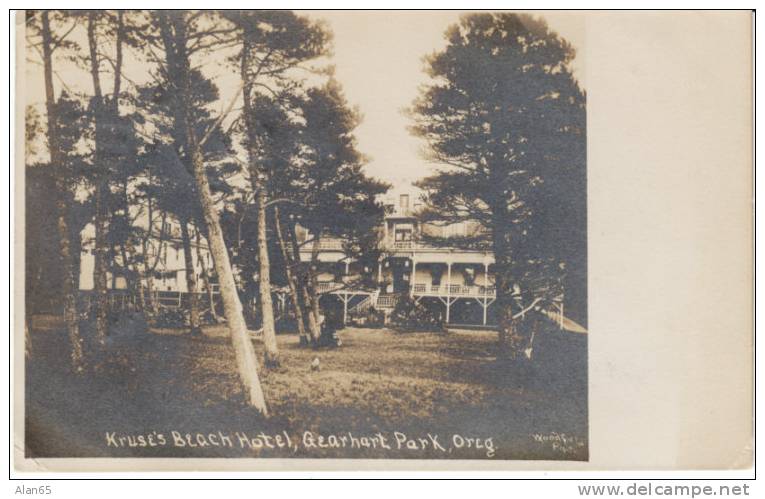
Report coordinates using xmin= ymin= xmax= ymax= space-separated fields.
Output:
xmin=304 ymin=11 xmax=585 ymax=189
xmin=25 ymin=11 xmax=585 ymax=191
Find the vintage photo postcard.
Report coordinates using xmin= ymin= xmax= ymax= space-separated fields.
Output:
xmin=12 ymin=10 xmax=752 ymax=472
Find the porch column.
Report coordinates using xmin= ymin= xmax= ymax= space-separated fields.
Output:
xmin=483 ymin=261 xmax=491 ymax=325
xmin=343 ymin=293 xmax=348 ymax=325
xmin=377 ymin=261 xmax=383 ymax=284
xmin=410 ymin=258 xmax=417 ymax=297
xmin=345 ymin=260 xmax=350 ymax=275
xmin=446 ymin=261 xmax=452 ymax=323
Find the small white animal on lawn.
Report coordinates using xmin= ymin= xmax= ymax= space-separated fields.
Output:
xmin=310 ymin=357 xmax=320 ymax=372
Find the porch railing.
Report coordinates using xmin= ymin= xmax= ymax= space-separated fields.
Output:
xmin=375 ymin=294 xmax=398 ymax=309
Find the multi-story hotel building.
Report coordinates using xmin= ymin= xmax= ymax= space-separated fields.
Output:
xmin=297 ymin=189 xmax=499 ymax=327
xmin=298 ymin=188 xmax=585 ymax=332
xmin=79 ymin=188 xmax=583 ymax=331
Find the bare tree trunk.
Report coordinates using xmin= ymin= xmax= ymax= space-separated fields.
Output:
xmin=141 ymin=208 xmax=167 ymax=318
xmin=308 ymin=232 xmax=323 ymax=329
xmin=180 ymin=218 xmax=201 ymax=335
xmin=146 ymin=278 xmax=158 ymax=316
xmin=25 ymin=321 xmax=32 ymax=358
xmin=42 ymin=11 xmax=84 ymax=372
xmin=159 ymin=12 xmax=267 ymax=414
xmin=287 ymin=221 xmax=320 ymax=342
xmin=254 ymin=188 xmax=279 ymax=366
xmin=134 ymin=266 xmax=146 ymax=311
xmin=87 ymin=11 xmax=109 ymax=346
xmin=274 ymin=207 xmax=307 ymax=342
xmin=195 ymin=227 xmax=218 ymax=322
xmin=491 ymin=213 xmax=524 ymax=359
xmin=240 ymin=34 xmax=279 ymax=367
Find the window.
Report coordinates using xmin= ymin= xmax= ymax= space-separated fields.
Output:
xmin=395 ymin=228 xmax=412 ymax=242
xmin=400 ymin=194 xmax=409 ymax=210
xmin=463 ymin=268 xmax=476 ymax=286
xmin=431 ymin=268 xmax=443 ymax=286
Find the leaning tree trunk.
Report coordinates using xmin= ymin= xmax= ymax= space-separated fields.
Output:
xmin=159 ymin=12 xmax=268 ymax=414
xmin=42 ymin=11 xmax=84 ymax=372
xmin=287 ymin=221 xmax=321 ymax=342
xmin=274 ymin=207 xmax=307 ymax=342
xmin=180 ymin=218 xmax=201 ymax=335
xmin=189 ymin=142 xmax=268 ymax=413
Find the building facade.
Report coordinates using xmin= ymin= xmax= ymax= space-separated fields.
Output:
xmin=77 ymin=188 xmax=581 ymax=330
xmin=298 ymin=189 xmax=500 ymax=326
xmin=79 ymin=208 xmax=216 ymax=296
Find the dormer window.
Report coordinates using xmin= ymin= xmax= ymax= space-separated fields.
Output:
xmin=400 ymin=194 xmax=409 ymax=210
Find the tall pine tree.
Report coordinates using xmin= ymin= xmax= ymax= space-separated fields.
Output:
xmin=410 ymin=14 xmax=586 ymax=358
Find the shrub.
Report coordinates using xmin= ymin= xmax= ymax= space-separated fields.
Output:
xmin=350 ymin=306 xmax=385 ymax=328
xmin=152 ymin=308 xmax=187 ymax=328
xmin=390 ymin=295 xmax=444 ymax=332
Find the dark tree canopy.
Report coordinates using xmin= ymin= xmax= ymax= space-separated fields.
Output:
xmin=411 ymin=13 xmax=586 ymax=330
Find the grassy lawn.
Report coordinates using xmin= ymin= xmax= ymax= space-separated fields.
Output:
xmin=25 ymin=321 xmax=587 ymax=460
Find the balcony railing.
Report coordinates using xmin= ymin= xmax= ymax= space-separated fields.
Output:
xmin=300 ymin=236 xmax=493 ymax=255
xmin=388 ymin=240 xmax=445 ymax=251
xmin=315 ymin=281 xmax=344 ymax=293
xmin=318 ymin=239 xmax=345 ymax=250
xmin=297 ymin=239 xmax=345 ymax=252
xmin=411 ymin=283 xmax=496 ymax=297
xmin=392 ymin=241 xmax=415 ymax=250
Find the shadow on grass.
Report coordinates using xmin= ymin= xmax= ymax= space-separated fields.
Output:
xmin=25 ymin=320 xmax=587 ymax=460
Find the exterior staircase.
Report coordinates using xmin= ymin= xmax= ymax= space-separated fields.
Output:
xmin=348 ymin=291 xmax=379 ymax=316
xmin=346 ymin=291 xmax=399 ymax=324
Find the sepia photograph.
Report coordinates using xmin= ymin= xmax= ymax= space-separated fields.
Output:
xmin=19 ymin=8 xmax=582 ymax=464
